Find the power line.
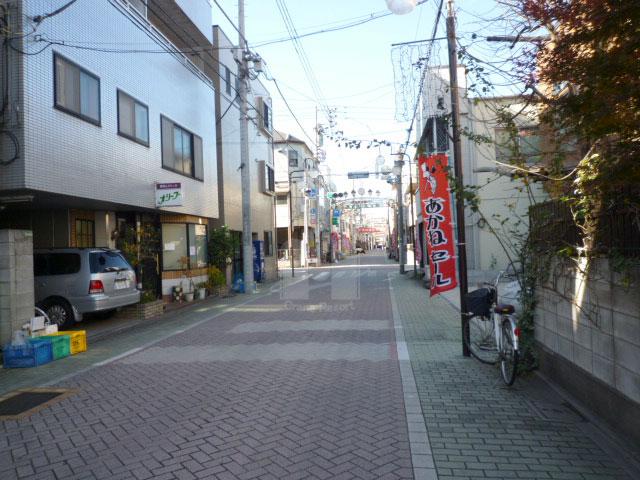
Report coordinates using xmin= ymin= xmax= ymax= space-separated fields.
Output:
xmin=251 ymin=0 xmax=430 ymax=48
xmin=274 ymin=0 xmax=330 ymax=124
xmin=32 ymin=0 xmax=78 ymax=25
xmin=270 ymin=78 xmax=316 ymax=146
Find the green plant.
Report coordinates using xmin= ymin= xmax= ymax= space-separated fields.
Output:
xmin=207 ymin=266 xmax=226 ymax=289
xmin=208 ymin=226 xmax=238 ymax=269
xmin=140 ymin=290 xmax=158 ymax=303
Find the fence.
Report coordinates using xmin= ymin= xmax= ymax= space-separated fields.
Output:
xmin=529 ymin=199 xmax=640 ymax=256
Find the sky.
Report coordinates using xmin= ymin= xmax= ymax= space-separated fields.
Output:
xmin=212 ymin=0 xmax=515 ymax=201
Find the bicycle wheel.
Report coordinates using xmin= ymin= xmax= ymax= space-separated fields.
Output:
xmin=465 ymin=315 xmax=499 ymax=364
xmin=500 ymin=318 xmax=519 ymax=386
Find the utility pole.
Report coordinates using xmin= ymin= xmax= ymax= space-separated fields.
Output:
xmin=395 ymin=157 xmax=406 ymax=274
xmin=447 ymin=0 xmax=470 ymax=356
xmin=315 ymin=107 xmax=322 ymax=265
xmin=238 ymin=0 xmax=254 ymax=293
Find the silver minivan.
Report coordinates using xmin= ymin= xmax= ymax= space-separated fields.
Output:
xmin=34 ymin=248 xmax=140 ymax=328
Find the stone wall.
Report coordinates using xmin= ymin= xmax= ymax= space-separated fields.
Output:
xmin=0 ymin=230 xmax=35 ymax=346
xmin=535 ymin=257 xmax=640 ymax=443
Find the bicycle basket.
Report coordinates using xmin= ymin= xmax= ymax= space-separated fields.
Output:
xmin=464 ymin=288 xmax=493 ymax=317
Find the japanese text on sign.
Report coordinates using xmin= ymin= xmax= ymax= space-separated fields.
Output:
xmin=418 ymin=154 xmax=458 ymax=296
xmin=155 ymin=182 xmax=183 ymax=207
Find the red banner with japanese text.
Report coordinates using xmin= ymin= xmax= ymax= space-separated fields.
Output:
xmin=418 ymin=154 xmax=458 ymax=296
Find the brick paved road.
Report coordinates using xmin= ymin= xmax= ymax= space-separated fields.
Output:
xmin=392 ymin=272 xmax=639 ymax=480
xmin=1 ymin=253 xmax=420 ymax=480
xmin=2 ymin=253 xmax=637 ymax=479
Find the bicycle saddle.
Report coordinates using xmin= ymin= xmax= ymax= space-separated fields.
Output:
xmin=494 ymin=304 xmax=515 ymax=314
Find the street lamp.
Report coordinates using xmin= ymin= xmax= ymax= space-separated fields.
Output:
xmin=385 ymin=0 xmax=416 ymax=15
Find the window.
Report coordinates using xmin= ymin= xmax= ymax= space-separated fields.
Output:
xmin=75 ymin=219 xmax=95 ymax=247
xmin=234 ymin=75 xmax=241 ymax=103
xmin=264 ymin=231 xmax=273 ymax=256
xmin=188 ymin=224 xmax=208 ymax=268
xmin=162 ymin=223 xmax=208 ymax=270
xmin=422 ymin=116 xmax=449 ymax=154
xmin=495 ymin=127 xmax=542 ymax=165
xmin=276 ymin=195 xmax=288 ymax=205
xmin=258 ymin=97 xmax=272 ymax=134
xmin=262 ymin=101 xmax=272 ymax=131
xmin=162 ymin=224 xmax=187 ymax=270
xmin=266 ymin=165 xmax=275 ymax=192
xmin=224 ymin=66 xmax=232 ymax=96
xmin=161 ymin=116 xmax=203 ymax=180
xmin=34 ymin=253 xmax=81 ymax=276
xmin=288 ymin=150 xmax=299 ymax=168
xmin=90 ymin=251 xmax=131 ymax=273
xmin=54 ymin=54 xmax=100 ymax=125
xmin=118 ymin=90 xmax=149 ymax=145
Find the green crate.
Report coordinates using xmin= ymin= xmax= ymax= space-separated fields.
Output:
xmin=40 ymin=335 xmax=71 ymax=360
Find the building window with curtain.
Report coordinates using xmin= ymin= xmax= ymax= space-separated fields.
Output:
xmin=117 ymin=90 xmax=149 ymax=146
xmin=162 ymin=223 xmax=208 ymax=270
xmin=54 ymin=53 xmax=100 ymax=125
xmin=161 ymin=115 xmax=204 ymax=180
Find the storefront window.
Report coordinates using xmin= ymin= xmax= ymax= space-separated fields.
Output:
xmin=162 ymin=223 xmax=207 ymax=270
xmin=162 ymin=224 xmax=187 ymax=270
xmin=188 ymin=224 xmax=208 ymax=268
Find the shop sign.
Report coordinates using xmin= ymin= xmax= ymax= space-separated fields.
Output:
xmin=418 ymin=154 xmax=458 ymax=297
xmin=156 ymin=182 xmax=183 ymax=207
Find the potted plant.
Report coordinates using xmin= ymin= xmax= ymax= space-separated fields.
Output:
xmin=196 ymin=282 xmax=207 ymax=300
xmin=206 ymin=265 xmax=227 ymax=296
xmin=172 ymin=285 xmax=182 ymax=303
xmin=183 ymin=278 xmax=195 ymax=302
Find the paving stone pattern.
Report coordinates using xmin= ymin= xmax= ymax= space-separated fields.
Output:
xmin=1 ymin=255 xmax=414 ymax=479
xmin=392 ymin=274 xmax=633 ymax=480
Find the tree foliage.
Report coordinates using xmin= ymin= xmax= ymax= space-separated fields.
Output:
xmin=527 ymin=0 xmax=639 ymax=158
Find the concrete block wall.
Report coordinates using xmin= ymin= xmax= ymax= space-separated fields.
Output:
xmin=535 ymin=258 xmax=640 ymax=404
xmin=0 ymin=230 xmax=35 ymax=346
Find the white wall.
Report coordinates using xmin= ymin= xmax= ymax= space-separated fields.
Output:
xmin=214 ymin=27 xmax=276 ymax=278
xmin=11 ymin=0 xmax=218 ymax=219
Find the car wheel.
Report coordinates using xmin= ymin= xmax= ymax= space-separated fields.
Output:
xmin=42 ymin=299 xmax=74 ymax=329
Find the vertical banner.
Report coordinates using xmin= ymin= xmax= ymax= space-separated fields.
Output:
xmin=418 ymin=154 xmax=458 ymax=296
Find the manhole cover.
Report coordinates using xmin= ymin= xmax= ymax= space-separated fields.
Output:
xmin=0 ymin=388 xmax=75 ymax=420
xmin=525 ymin=399 xmax=587 ymax=424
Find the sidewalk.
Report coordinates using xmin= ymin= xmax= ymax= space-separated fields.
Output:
xmin=392 ymin=273 xmax=640 ymax=480
xmin=0 ymin=281 xmax=282 ymax=397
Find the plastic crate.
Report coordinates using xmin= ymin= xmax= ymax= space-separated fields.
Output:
xmin=49 ymin=331 xmax=87 ymax=355
xmin=3 ymin=341 xmax=53 ymax=368
xmin=39 ymin=335 xmax=71 ymax=360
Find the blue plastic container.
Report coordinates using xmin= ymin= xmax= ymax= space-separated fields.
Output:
xmin=3 ymin=341 xmax=53 ymax=368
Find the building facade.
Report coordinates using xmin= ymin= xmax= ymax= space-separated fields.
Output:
xmin=273 ymin=131 xmax=324 ymax=267
xmin=211 ymin=26 xmax=276 ymax=282
xmin=417 ymin=66 xmax=547 ymax=280
xmin=0 ymin=0 xmax=218 ymax=299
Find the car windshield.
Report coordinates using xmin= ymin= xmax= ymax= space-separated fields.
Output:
xmin=89 ymin=251 xmax=132 ymax=274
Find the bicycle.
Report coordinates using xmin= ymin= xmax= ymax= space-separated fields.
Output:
xmin=463 ymin=272 xmax=520 ymax=386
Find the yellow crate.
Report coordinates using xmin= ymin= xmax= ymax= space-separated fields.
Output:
xmin=49 ymin=330 xmax=87 ymax=355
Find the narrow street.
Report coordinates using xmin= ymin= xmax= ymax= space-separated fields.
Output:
xmin=1 ymin=253 xmax=638 ymax=480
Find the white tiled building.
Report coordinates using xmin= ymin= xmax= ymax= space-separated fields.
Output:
xmin=0 ymin=0 xmax=218 ymax=298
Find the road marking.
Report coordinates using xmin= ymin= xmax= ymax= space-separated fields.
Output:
xmin=119 ymin=343 xmax=391 ymax=363
xmin=388 ymin=272 xmax=439 ymax=480
xmin=230 ymin=320 xmax=388 ymax=333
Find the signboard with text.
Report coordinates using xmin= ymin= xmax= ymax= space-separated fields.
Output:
xmin=156 ymin=182 xmax=183 ymax=207
xmin=418 ymin=154 xmax=458 ymax=296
